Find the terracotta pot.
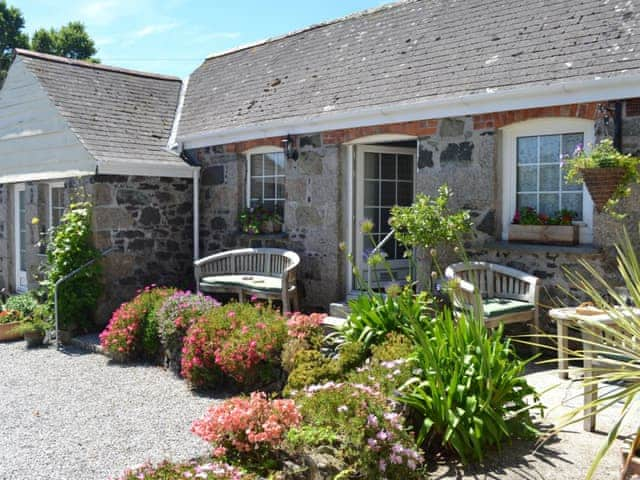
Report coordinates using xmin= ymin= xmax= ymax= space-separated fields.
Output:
xmin=260 ymin=220 xmax=274 ymax=234
xmin=272 ymin=222 xmax=282 ymax=233
xmin=0 ymin=322 xmax=23 ymax=342
xmin=580 ymin=167 xmax=627 ymax=212
xmin=24 ymin=331 xmax=45 ymax=348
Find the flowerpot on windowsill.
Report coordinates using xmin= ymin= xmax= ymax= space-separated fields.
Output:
xmin=508 ymin=224 xmax=579 ymax=245
xmin=260 ymin=220 xmax=275 ymax=234
xmin=580 ymin=167 xmax=627 ymax=212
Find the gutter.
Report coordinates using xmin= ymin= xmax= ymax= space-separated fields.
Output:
xmin=167 ymin=75 xmax=189 ymax=152
xmin=179 ymin=74 xmax=640 ymax=149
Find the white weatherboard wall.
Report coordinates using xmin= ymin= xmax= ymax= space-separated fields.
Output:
xmin=0 ymin=57 xmax=95 ymax=183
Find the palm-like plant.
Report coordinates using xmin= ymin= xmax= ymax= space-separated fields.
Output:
xmin=549 ymin=227 xmax=640 ymax=479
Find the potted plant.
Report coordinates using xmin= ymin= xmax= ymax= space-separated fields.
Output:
xmin=564 ymin=138 xmax=640 ymax=215
xmin=240 ymin=206 xmax=284 ymax=235
xmin=0 ymin=309 xmax=23 ymax=342
xmin=13 ymin=305 xmax=52 ymax=348
xmin=509 ymin=207 xmax=578 ymax=245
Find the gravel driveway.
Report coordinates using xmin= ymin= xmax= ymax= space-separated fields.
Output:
xmin=0 ymin=342 xmax=215 ymax=480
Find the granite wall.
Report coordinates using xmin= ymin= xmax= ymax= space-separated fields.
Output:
xmin=194 ymin=139 xmax=344 ymax=310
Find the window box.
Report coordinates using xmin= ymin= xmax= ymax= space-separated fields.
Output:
xmin=508 ymin=224 xmax=579 ymax=245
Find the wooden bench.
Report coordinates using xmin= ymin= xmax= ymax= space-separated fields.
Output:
xmin=445 ymin=261 xmax=540 ymax=342
xmin=194 ymin=248 xmax=300 ymax=313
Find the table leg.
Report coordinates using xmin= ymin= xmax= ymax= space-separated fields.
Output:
xmin=582 ymin=329 xmax=597 ymax=432
xmin=558 ymin=317 xmax=569 ymax=380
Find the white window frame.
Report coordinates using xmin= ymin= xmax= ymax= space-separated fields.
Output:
xmin=501 ymin=118 xmax=595 ymax=244
xmin=48 ymin=181 xmax=65 ymax=229
xmin=14 ymin=183 xmax=27 ymax=292
xmin=244 ymin=146 xmax=286 ymax=214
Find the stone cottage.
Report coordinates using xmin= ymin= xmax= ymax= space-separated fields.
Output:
xmin=0 ymin=50 xmax=196 ymax=319
xmin=172 ymin=0 xmax=640 ymax=311
xmin=2 ymin=0 xmax=640 ymax=320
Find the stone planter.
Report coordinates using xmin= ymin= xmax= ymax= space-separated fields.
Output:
xmin=24 ymin=331 xmax=45 ymax=348
xmin=0 ymin=322 xmax=23 ymax=342
xmin=621 ymin=447 xmax=640 ymax=479
xmin=509 ymin=224 xmax=579 ymax=245
xmin=580 ymin=167 xmax=627 ymax=212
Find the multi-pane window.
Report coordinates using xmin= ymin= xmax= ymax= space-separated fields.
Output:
xmin=50 ymin=186 xmax=65 ymax=226
xmin=363 ymin=152 xmax=413 ymax=260
xmin=248 ymin=152 xmax=285 ymax=216
xmin=516 ymin=133 xmax=584 ymax=220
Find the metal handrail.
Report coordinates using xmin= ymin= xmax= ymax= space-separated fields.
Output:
xmin=366 ymin=229 xmax=395 ymax=288
xmin=54 ymin=247 xmax=116 ymax=349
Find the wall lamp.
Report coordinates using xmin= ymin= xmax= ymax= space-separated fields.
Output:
xmin=282 ymin=134 xmax=299 ymax=161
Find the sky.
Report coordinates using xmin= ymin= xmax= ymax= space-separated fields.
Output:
xmin=16 ymin=0 xmax=387 ymax=78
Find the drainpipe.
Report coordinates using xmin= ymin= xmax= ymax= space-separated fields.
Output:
xmin=193 ymin=167 xmax=200 ymax=262
xmin=614 ymin=101 xmax=623 ymax=151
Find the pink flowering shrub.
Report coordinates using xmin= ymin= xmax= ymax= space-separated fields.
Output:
xmin=99 ymin=286 xmax=175 ymax=361
xmin=113 ymin=459 xmax=254 ymax=480
xmin=286 ymin=312 xmax=326 ymax=340
xmin=157 ymin=291 xmax=220 ymax=372
xmin=293 ymin=381 xmax=423 ymax=478
xmin=192 ymin=392 xmax=301 ymax=461
xmin=181 ymin=302 xmax=287 ymax=390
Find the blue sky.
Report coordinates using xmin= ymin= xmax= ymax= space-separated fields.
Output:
xmin=17 ymin=0 xmax=385 ymax=78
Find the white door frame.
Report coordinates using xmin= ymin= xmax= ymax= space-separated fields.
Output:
xmin=354 ymin=144 xmax=416 ymax=286
xmin=14 ymin=184 xmax=27 ymax=292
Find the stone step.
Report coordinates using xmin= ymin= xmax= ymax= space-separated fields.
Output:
xmin=322 ymin=315 xmax=348 ymax=331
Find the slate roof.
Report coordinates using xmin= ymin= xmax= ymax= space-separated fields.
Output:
xmin=16 ymin=49 xmax=184 ymax=166
xmin=178 ymin=0 xmax=640 ymax=138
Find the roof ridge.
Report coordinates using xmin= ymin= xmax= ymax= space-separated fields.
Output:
xmin=14 ymin=48 xmax=182 ymax=82
xmin=204 ymin=0 xmax=418 ymax=61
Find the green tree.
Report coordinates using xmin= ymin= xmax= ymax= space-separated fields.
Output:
xmin=31 ymin=22 xmax=98 ymax=61
xmin=0 ymin=1 xmax=29 ymax=84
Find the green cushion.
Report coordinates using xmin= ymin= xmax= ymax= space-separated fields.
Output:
xmin=200 ymin=275 xmax=282 ymax=293
xmin=483 ymin=298 xmax=534 ymax=318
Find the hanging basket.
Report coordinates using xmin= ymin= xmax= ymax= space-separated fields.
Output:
xmin=579 ymin=167 xmax=627 ymax=212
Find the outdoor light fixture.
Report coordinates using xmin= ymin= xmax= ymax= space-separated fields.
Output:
xmin=282 ymin=134 xmax=299 ymax=161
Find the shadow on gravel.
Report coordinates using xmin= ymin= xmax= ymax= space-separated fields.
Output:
xmin=427 ymin=434 xmax=566 ymax=480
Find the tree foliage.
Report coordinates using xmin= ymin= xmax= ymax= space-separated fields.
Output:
xmin=31 ymin=22 xmax=98 ymax=61
xmin=0 ymin=1 xmax=28 ymax=84
xmin=1 ymin=2 xmax=99 ymax=86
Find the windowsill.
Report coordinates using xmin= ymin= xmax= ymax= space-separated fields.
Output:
xmin=481 ymin=240 xmax=601 ymax=255
xmin=236 ymin=231 xmax=288 ymax=240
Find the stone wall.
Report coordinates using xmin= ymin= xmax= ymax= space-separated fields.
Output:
xmin=88 ymin=175 xmax=194 ymax=322
xmin=194 ymin=141 xmax=344 ymax=310
xmin=0 ymin=175 xmax=193 ymax=325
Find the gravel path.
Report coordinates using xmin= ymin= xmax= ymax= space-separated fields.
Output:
xmin=0 ymin=341 xmax=215 ymax=480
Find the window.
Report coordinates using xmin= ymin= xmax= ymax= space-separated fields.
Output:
xmin=49 ymin=183 xmax=65 ymax=227
xmin=246 ymin=150 xmax=285 ymax=216
xmin=516 ymin=133 xmax=584 ymax=219
xmin=501 ymin=118 xmax=595 ymax=243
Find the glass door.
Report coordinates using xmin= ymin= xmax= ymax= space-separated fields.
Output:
xmin=14 ymin=184 xmax=27 ymax=292
xmin=355 ymin=145 xmax=415 ymax=289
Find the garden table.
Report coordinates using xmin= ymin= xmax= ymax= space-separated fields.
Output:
xmin=549 ymin=306 xmax=639 ymax=432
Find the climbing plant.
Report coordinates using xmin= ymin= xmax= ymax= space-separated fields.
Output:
xmin=42 ymin=201 xmax=101 ymax=331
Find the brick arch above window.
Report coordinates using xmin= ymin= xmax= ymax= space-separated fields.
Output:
xmin=474 ymin=103 xmax=600 ymax=130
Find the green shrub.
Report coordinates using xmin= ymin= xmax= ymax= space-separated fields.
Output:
xmin=341 ymin=286 xmax=432 ymax=350
xmin=399 ymin=308 xmax=541 ymax=464
xmin=370 ymin=331 xmax=415 ymax=363
xmin=293 ymin=381 xmax=423 ymax=478
xmin=43 ymin=201 xmax=101 ymax=331
xmin=284 ymin=341 xmax=366 ymax=395
xmin=4 ymin=292 xmax=38 ymax=317
xmin=285 ymin=425 xmax=338 ymax=451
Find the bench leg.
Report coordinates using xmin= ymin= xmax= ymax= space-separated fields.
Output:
xmin=531 ymin=309 xmax=541 ymax=354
